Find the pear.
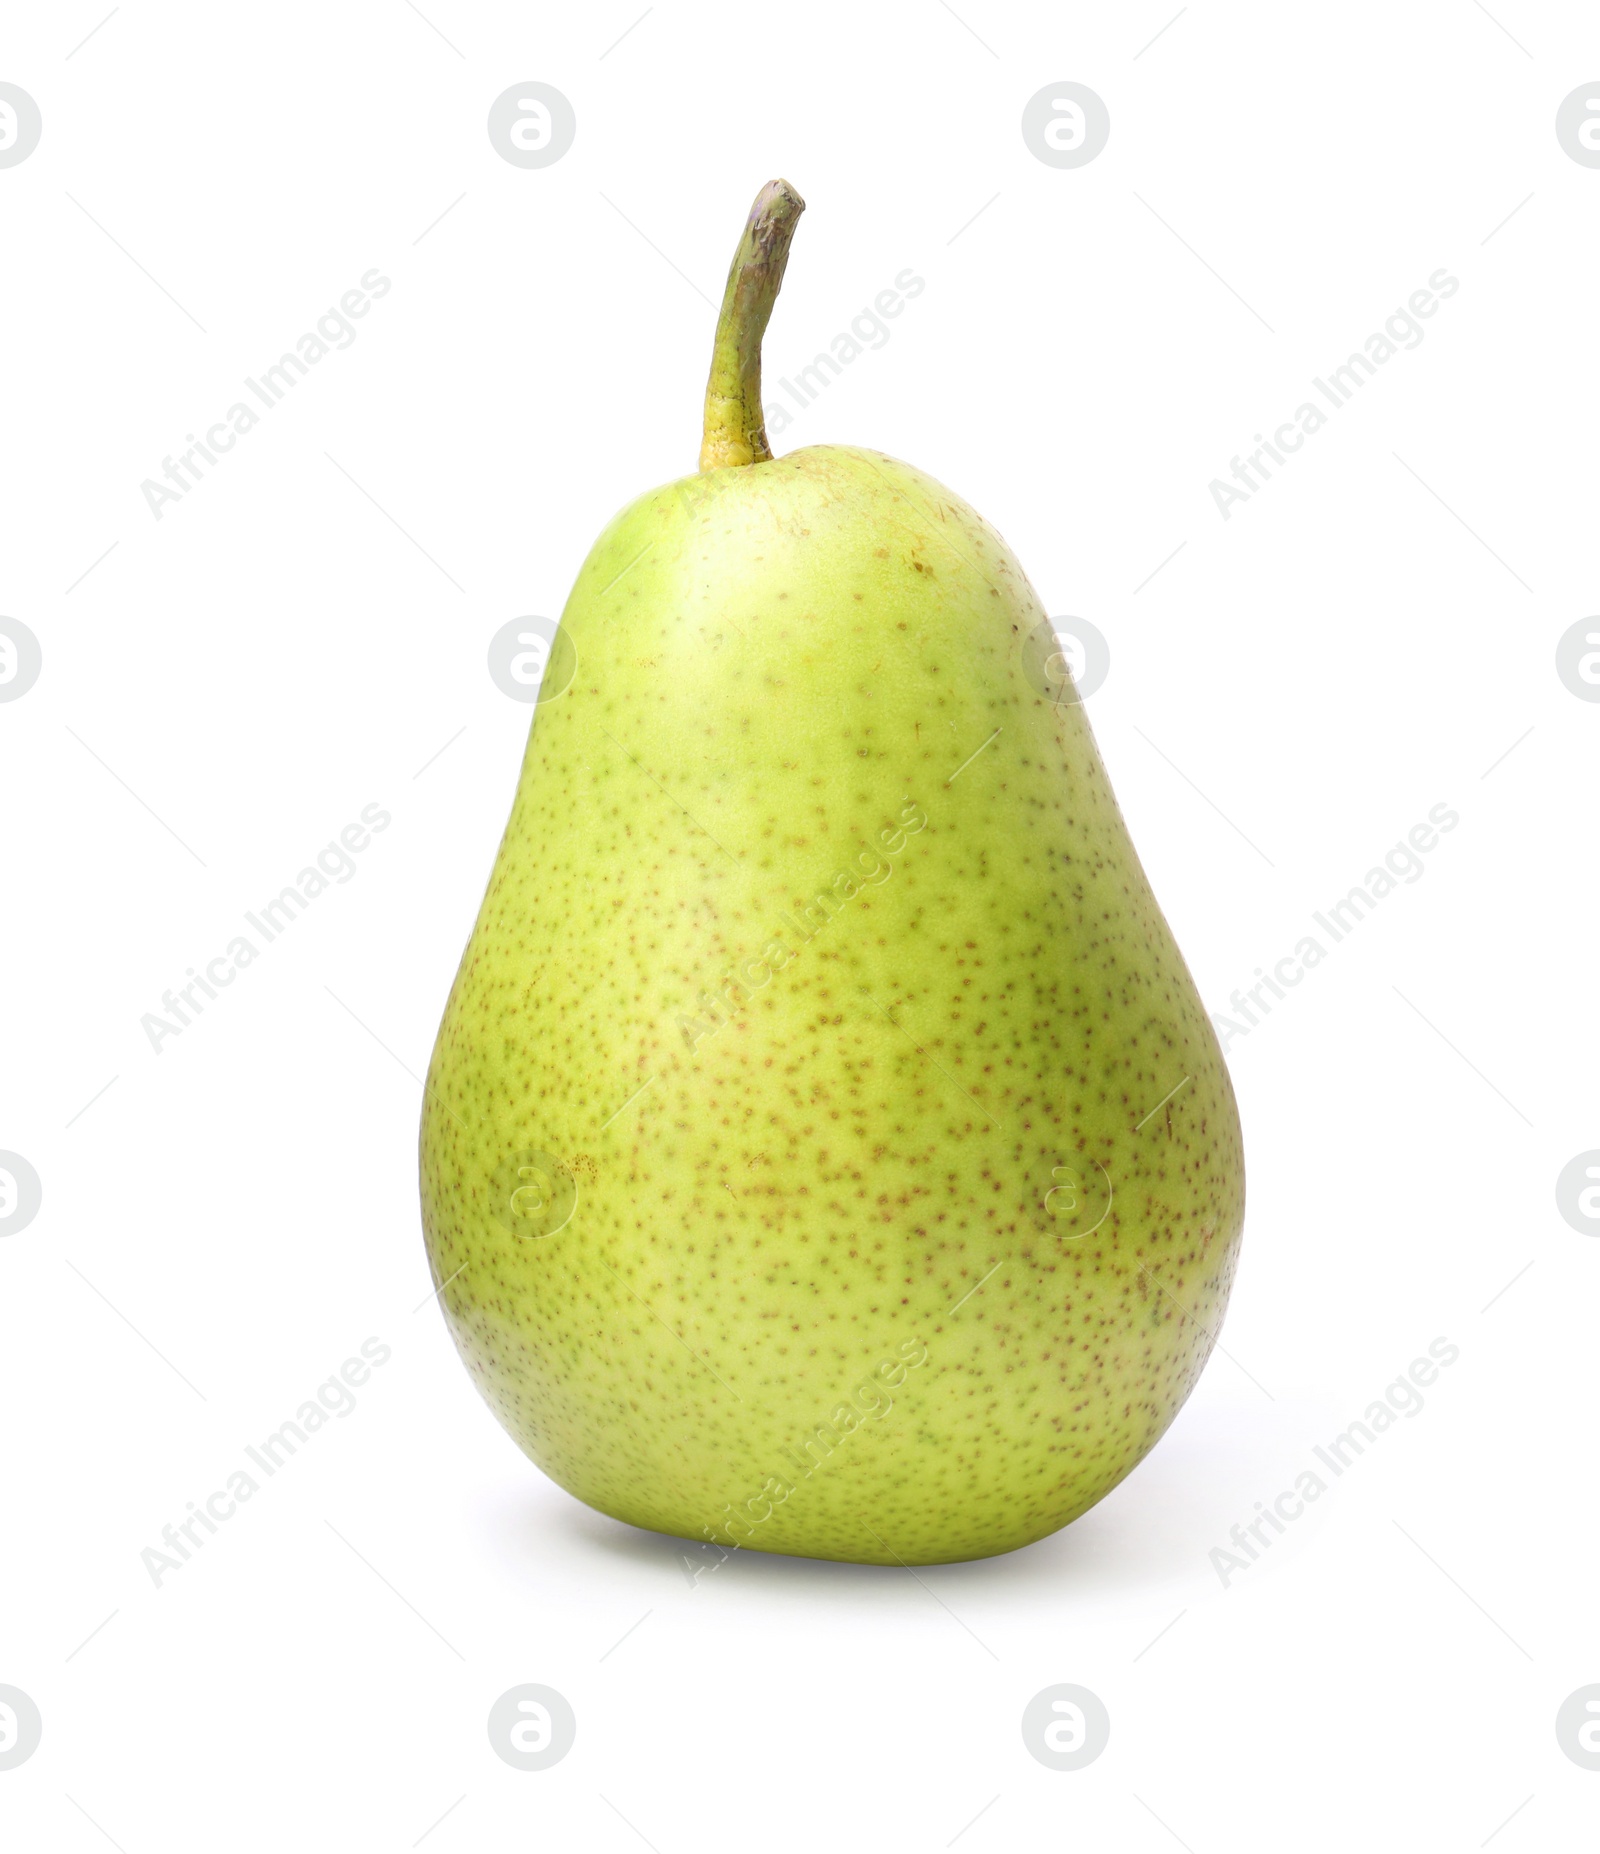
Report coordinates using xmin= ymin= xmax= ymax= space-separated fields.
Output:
xmin=420 ymin=180 xmax=1245 ymax=1566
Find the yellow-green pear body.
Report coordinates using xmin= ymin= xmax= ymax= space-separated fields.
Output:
xmin=419 ymin=444 xmax=1244 ymax=1565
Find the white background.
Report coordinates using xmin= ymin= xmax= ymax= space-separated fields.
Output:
xmin=2 ymin=1 xmax=1597 ymax=1847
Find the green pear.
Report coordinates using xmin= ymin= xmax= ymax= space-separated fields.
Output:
xmin=420 ymin=180 xmax=1245 ymax=1566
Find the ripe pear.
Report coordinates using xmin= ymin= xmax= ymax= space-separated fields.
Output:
xmin=420 ymin=180 xmax=1245 ymax=1566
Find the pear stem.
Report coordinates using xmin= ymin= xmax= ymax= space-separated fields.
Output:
xmin=699 ymin=179 xmax=806 ymax=472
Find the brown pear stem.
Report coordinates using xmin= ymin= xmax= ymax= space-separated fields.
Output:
xmin=698 ymin=179 xmax=806 ymax=472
